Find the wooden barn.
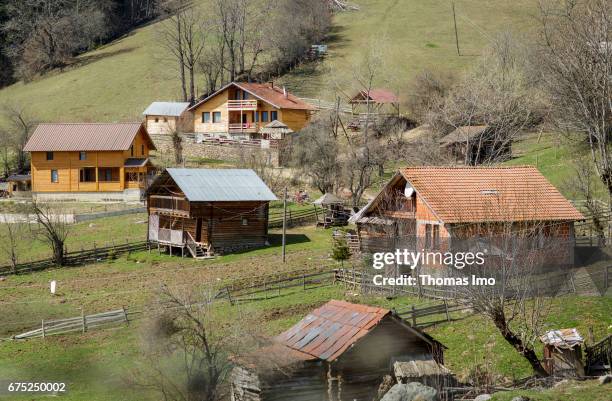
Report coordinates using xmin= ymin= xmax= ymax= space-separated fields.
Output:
xmin=349 ymin=166 xmax=584 ymax=272
xmin=230 ymin=300 xmax=445 ymax=401
xmin=146 ymin=168 xmax=277 ymax=257
xmin=439 ymin=125 xmax=512 ymax=165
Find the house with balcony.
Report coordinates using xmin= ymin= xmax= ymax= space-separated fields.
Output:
xmin=349 ymin=166 xmax=584 ymax=273
xmin=146 ymin=168 xmax=277 ymax=258
xmin=23 ymin=122 xmax=156 ymax=202
xmin=187 ymin=81 xmax=316 ymax=141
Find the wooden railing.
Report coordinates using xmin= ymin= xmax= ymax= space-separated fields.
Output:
xmin=228 ymin=123 xmax=258 ymax=133
xmin=585 ymin=334 xmax=612 ymax=375
xmin=148 ymin=195 xmax=189 ymax=214
xmin=227 ymin=99 xmax=257 ymax=110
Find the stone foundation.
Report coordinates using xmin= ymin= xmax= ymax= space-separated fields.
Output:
xmin=32 ymin=189 xmax=143 ymax=202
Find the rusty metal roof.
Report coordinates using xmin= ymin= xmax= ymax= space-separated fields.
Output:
xmin=275 ymin=300 xmax=391 ymax=361
xmin=24 ymin=123 xmax=156 ymax=152
xmin=350 ymin=89 xmax=399 ymax=104
xmin=540 ymin=328 xmax=584 ymax=349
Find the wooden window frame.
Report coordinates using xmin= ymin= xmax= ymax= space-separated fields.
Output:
xmin=50 ymin=169 xmax=58 ymax=183
xmin=46 ymin=152 xmax=54 ymax=161
xmin=212 ymin=111 xmax=222 ymax=123
xmin=79 ymin=151 xmax=87 ymax=161
xmin=261 ymin=111 xmax=269 ymax=122
xmin=141 ymin=144 xmax=145 ymax=156
xmin=202 ymin=112 xmax=210 ymax=123
xmin=271 ymin=110 xmax=278 ymax=121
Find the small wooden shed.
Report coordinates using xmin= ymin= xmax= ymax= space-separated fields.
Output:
xmin=314 ymin=193 xmax=349 ymax=228
xmin=6 ymin=174 xmax=32 ymax=198
xmin=439 ymin=125 xmax=512 ymax=165
xmin=146 ymin=168 xmax=277 ymax=258
xmin=231 ymin=300 xmax=445 ymax=401
xmin=541 ymin=328 xmax=585 ymax=377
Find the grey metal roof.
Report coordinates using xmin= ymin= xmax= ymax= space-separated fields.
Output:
xmin=166 ymin=168 xmax=278 ymax=202
xmin=143 ymin=102 xmax=190 ymax=117
xmin=313 ymin=193 xmax=343 ymax=205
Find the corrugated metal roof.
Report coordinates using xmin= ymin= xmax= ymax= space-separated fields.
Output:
xmin=350 ymin=89 xmax=399 ymax=104
xmin=313 ymin=193 xmax=344 ymax=205
xmin=274 ymin=300 xmax=391 ymax=361
xmin=23 ymin=123 xmax=155 ymax=152
xmin=143 ymin=101 xmax=190 ymax=116
xmin=439 ymin=125 xmax=489 ymax=145
xmin=166 ymin=168 xmax=277 ymax=202
xmin=540 ymin=328 xmax=584 ymax=349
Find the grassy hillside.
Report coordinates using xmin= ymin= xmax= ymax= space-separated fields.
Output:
xmin=0 ymin=0 xmax=537 ymax=127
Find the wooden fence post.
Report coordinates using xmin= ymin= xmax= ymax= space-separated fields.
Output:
xmin=41 ymin=319 xmax=46 ymax=339
xmin=122 ymin=306 xmax=129 ymax=325
xmin=82 ymin=310 xmax=87 ymax=333
xmin=605 ymin=266 xmax=609 ymax=290
xmin=303 ymin=274 xmax=307 ymax=290
xmin=264 ymin=280 xmax=267 ymax=299
xmin=411 ymin=305 xmax=416 ymax=327
xmin=444 ymin=300 xmax=451 ymax=322
xmin=93 ymin=241 xmax=97 ymax=262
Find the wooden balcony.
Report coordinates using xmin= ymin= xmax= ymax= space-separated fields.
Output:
xmin=227 ymin=99 xmax=258 ymax=110
xmin=228 ymin=123 xmax=258 ymax=133
xmin=148 ymin=195 xmax=190 ymax=216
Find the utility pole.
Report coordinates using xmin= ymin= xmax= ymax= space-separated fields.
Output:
xmin=452 ymin=1 xmax=461 ymax=56
xmin=282 ymin=187 xmax=287 ymax=263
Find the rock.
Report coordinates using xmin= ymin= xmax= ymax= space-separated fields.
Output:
xmin=88 ymin=223 xmax=95 ymax=228
xmin=474 ymin=395 xmax=492 ymax=401
xmin=380 ymin=382 xmax=437 ymax=401
xmin=599 ymin=374 xmax=612 ymax=385
xmin=553 ymin=379 xmax=569 ymax=388
xmin=511 ymin=396 xmax=531 ymax=401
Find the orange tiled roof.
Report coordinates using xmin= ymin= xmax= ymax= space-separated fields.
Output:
xmin=189 ymin=82 xmax=315 ymax=111
xmin=400 ymin=166 xmax=584 ymax=223
xmin=350 ymin=88 xmax=399 ymax=104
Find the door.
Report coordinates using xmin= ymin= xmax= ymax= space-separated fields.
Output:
xmin=195 ymin=218 xmax=202 ymax=243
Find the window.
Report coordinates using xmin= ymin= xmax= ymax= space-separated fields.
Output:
xmin=271 ymin=111 xmax=278 ymax=121
xmin=141 ymin=144 xmax=145 ymax=155
xmin=424 ymin=224 xmax=432 ymax=249
xmin=79 ymin=167 xmax=96 ymax=182
xmin=163 ymin=117 xmax=168 ymax=122
xmin=433 ymin=225 xmax=440 ymax=249
xmin=243 ymin=92 xmax=249 ymax=100
xmin=253 ymin=111 xmax=259 ymax=122
xmin=79 ymin=151 xmax=87 ymax=160
xmin=46 ymin=152 xmax=54 ymax=161
xmin=213 ymin=111 xmax=222 ymax=123
xmin=98 ymin=168 xmax=119 ymax=182
xmin=130 ymin=145 xmax=134 ymax=156
xmin=202 ymin=112 xmax=210 ymax=123
xmin=261 ymin=111 xmax=268 ymax=122
xmin=154 ymin=117 xmax=159 ymax=123
xmin=242 ymin=218 xmax=248 ymax=226
xmin=51 ymin=169 xmax=58 ymax=183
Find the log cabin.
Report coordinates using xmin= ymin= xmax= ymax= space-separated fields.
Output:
xmin=187 ymin=81 xmax=316 ymax=140
xmin=348 ymin=88 xmax=399 ymax=130
xmin=23 ymin=122 xmax=156 ymax=202
xmin=230 ymin=300 xmax=446 ymax=401
xmin=349 ymin=166 xmax=585 ymax=273
xmin=142 ymin=101 xmax=191 ymax=135
xmin=439 ymin=125 xmax=512 ymax=165
xmin=146 ymin=168 xmax=277 ymax=258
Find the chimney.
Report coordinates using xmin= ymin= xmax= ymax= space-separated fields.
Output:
xmin=283 ymin=86 xmax=288 ymax=98
xmin=268 ymin=80 xmax=274 ymax=88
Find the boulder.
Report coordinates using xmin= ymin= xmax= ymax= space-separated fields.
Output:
xmin=474 ymin=395 xmax=492 ymax=401
xmin=511 ymin=396 xmax=531 ymax=401
xmin=380 ymin=382 xmax=437 ymax=401
xmin=599 ymin=374 xmax=612 ymax=385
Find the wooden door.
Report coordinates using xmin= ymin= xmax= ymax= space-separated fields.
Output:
xmin=195 ymin=218 xmax=202 ymax=243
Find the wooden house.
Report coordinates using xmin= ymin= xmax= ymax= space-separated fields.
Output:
xmin=23 ymin=123 xmax=156 ymax=202
xmin=143 ymin=101 xmax=191 ymax=135
xmin=540 ymin=328 xmax=585 ymax=377
xmin=349 ymin=166 xmax=584 ymax=272
xmin=188 ymin=82 xmax=316 ymax=140
xmin=439 ymin=125 xmax=512 ymax=165
xmin=348 ymin=89 xmax=399 ymax=130
xmin=146 ymin=168 xmax=277 ymax=257
xmin=231 ymin=300 xmax=445 ymax=401
xmin=6 ymin=174 xmax=32 ymax=198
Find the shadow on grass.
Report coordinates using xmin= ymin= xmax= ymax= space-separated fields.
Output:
xmin=64 ymin=47 xmax=137 ymax=70
xmin=267 ymin=233 xmax=311 ymax=247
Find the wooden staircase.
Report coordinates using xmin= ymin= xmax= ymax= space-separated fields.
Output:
xmin=186 ymin=233 xmax=213 ymax=260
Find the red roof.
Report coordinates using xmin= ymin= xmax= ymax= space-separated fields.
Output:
xmin=350 ymin=89 xmax=399 ymax=104
xmin=23 ymin=122 xmax=156 ymax=152
xmin=189 ymin=82 xmax=316 ymax=111
xmin=274 ymin=300 xmax=390 ymax=361
xmin=399 ymin=166 xmax=584 ymax=223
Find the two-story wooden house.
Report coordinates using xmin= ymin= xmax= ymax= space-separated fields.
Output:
xmin=23 ymin=122 xmax=156 ymax=202
xmin=187 ymin=81 xmax=315 ymax=140
xmin=349 ymin=166 xmax=584 ymax=272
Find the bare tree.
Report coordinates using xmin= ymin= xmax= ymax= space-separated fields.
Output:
xmin=238 ymin=149 xmax=288 ymax=194
xmin=0 ymin=222 xmax=25 ymax=273
xmin=171 ymin=130 xmax=183 ymax=165
xmin=159 ymin=1 xmax=206 ymax=103
xmin=536 ymin=0 xmax=612 ymax=202
xmin=31 ymin=201 xmax=70 ymax=266
xmin=2 ymin=102 xmax=36 ymax=173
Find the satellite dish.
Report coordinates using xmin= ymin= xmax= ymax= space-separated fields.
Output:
xmin=404 ymin=182 xmax=414 ymax=197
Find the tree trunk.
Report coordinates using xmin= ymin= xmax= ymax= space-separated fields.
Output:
xmin=53 ymin=241 xmax=65 ymax=266
xmin=492 ymin=310 xmax=548 ymax=377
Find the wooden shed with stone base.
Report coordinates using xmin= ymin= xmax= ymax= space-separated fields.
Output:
xmin=146 ymin=168 xmax=277 ymax=258
xmin=231 ymin=300 xmax=445 ymax=401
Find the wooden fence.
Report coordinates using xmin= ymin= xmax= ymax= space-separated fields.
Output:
xmin=268 ymin=207 xmax=319 ymax=228
xmin=0 ymin=240 xmax=149 ymax=275
xmin=394 ymin=300 xmax=471 ymax=328
xmin=585 ymin=334 xmax=612 ymax=376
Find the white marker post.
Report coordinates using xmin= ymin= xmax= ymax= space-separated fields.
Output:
xmin=50 ymin=280 xmax=56 ymax=295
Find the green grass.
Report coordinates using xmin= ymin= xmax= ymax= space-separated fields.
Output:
xmin=0 ymin=0 xmax=536 ymax=128
xmin=491 ymin=379 xmax=611 ymax=401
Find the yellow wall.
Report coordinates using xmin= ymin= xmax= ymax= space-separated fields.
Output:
xmin=30 ymin=130 xmax=151 ymax=193
xmin=146 ymin=115 xmax=178 ymax=135
xmin=191 ymin=86 xmax=311 ymax=133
